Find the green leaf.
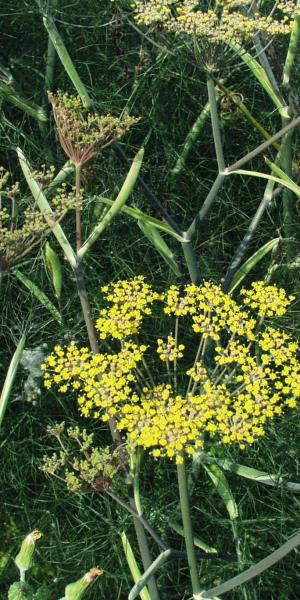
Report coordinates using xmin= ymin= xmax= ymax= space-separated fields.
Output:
xmin=0 ymin=335 xmax=25 ymax=430
xmin=229 ymin=168 xmax=300 ymax=198
xmin=226 ymin=42 xmax=286 ymax=115
xmin=200 ymin=454 xmax=300 ymax=492
xmin=78 ymin=149 xmax=144 ymax=258
xmin=13 ymin=270 xmax=62 ymax=324
xmin=121 ymin=532 xmax=151 ymax=600
xmin=227 ymin=238 xmax=280 ymax=293
xmin=94 ymin=196 xmax=186 ymax=242
xmin=8 ymin=582 xmax=34 ymax=600
xmin=168 ymin=519 xmax=217 ymax=554
xmin=0 ymin=81 xmax=47 ymax=122
xmin=199 ymin=530 xmax=300 ymax=598
xmin=138 ymin=220 xmax=181 ymax=277
xmin=203 ymin=464 xmax=238 ymax=520
xmin=265 ymin=157 xmax=300 ymax=196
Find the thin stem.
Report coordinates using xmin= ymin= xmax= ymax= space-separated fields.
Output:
xmin=186 ymin=334 xmax=205 ymax=398
xmin=75 ymin=163 xmax=82 ymax=251
xmin=174 ymin=318 xmax=179 ymax=391
xmin=20 ymin=570 xmax=26 ymax=583
xmin=187 ymin=174 xmax=225 ymax=239
xmin=177 ymin=460 xmax=201 ymax=598
xmin=226 ymin=115 xmax=300 ymax=174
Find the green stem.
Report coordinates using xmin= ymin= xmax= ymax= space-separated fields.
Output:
xmin=187 ymin=174 xmax=225 ymax=239
xmin=226 ymin=114 xmax=300 ymax=173
xmin=44 ymin=0 xmax=58 ymax=92
xmin=177 ymin=460 xmax=201 ymax=598
xmin=207 ymin=78 xmax=225 ymax=173
xmin=75 ymin=163 xmax=82 ymax=251
xmin=181 ymin=235 xmax=201 ymax=283
xmin=283 ymin=1 xmax=300 ymax=89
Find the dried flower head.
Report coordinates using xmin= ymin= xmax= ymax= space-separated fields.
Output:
xmin=49 ymin=91 xmax=139 ymax=165
xmin=41 ymin=423 xmax=120 ymax=493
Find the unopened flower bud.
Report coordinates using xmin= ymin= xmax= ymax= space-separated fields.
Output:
xmin=14 ymin=530 xmax=42 ymax=573
xmin=65 ymin=568 xmax=103 ymax=600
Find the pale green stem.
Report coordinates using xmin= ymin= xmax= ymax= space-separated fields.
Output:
xmin=207 ymin=78 xmax=225 ymax=173
xmin=75 ymin=163 xmax=82 ymax=251
xmin=20 ymin=570 xmax=26 ymax=583
xmin=283 ymin=2 xmax=300 ymax=88
xmin=177 ymin=460 xmax=201 ymax=598
xmin=181 ymin=235 xmax=201 ymax=283
xmin=174 ymin=317 xmax=179 ymax=391
xmin=186 ymin=334 xmax=205 ymax=398
xmin=226 ymin=115 xmax=300 ymax=174
xmin=187 ymin=174 xmax=225 ymax=239
xmin=44 ymin=0 xmax=58 ymax=93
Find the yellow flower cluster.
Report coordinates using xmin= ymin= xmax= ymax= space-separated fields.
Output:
xmin=41 ymin=341 xmax=145 ymax=419
xmin=164 ymin=280 xmax=256 ymax=341
xmin=157 ymin=336 xmax=185 ymax=361
xmin=42 ymin=278 xmax=300 ymax=464
xmin=241 ymin=281 xmax=295 ymax=317
xmin=132 ymin=1 xmax=298 ymax=44
xmin=96 ymin=276 xmax=162 ymax=340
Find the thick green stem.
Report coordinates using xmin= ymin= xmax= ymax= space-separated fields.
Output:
xmin=75 ymin=163 xmax=82 ymax=251
xmin=177 ymin=460 xmax=201 ymax=598
xmin=181 ymin=235 xmax=200 ymax=283
xmin=207 ymin=78 xmax=225 ymax=173
xmin=283 ymin=2 xmax=300 ymax=89
xmin=44 ymin=0 xmax=58 ymax=92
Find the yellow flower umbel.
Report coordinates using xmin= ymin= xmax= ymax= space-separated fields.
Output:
xmin=132 ymin=1 xmax=298 ymax=45
xmin=96 ymin=276 xmax=162 ymax=340
xmin=42 ymin=278 xmax=299 ymax=463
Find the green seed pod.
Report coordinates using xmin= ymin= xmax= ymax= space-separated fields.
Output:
xmin=45 ymin=242 xmax=62 ymax=300
xmin=64 ymin=568 xmax=103 ymax=600
xmin=14 ymin=530 xmax=42 ymax=573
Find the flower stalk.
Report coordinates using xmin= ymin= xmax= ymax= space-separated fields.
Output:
xmin=177 ymin=460 xmax=201 ymax=598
